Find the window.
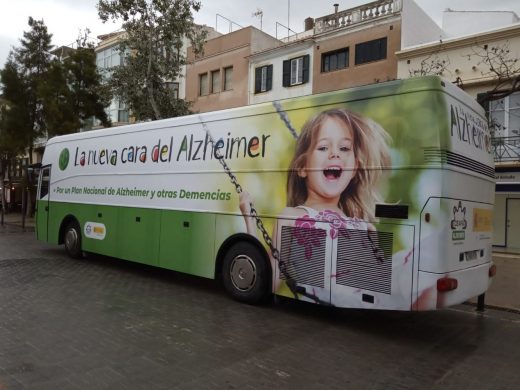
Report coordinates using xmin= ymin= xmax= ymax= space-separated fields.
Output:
xmin=211 ymin=70 xmax=220 ymax=93
xmin=322 ymin=48 xmax=349 ymax=72
xmin=96 ymin=46 xmax=122 ymax=79
xmin=118 ymin=101 xmax=129 ymax=122
xmin=254 ymin=65 xmax=273 ymax=93
xmin=96 ymin=46 xmax=121 ymax=70
xmin=291 ymin=57 xmax=303 ymax=85
xmin=199 ymin=73 xmax=208 ymax=96
xmin=355 ymin=37 xmax=387 ymax=65
xmin=107 ymin=100 xmax=129 ymax=123
xmin=38 ymin=166 xmax=50 ymax=200
xmin=223 ymin=67 xmax=233 ymax=91
xmin=165 ymin=82 xmax=179 ymax=99
xmin=283 ymin=55 xmax=310 ymax=87
xmin=489 ymin=92 xmax=520 ymax=137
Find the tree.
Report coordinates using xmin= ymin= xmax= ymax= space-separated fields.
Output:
xmin=0 ymin=60 xmax=34 ymax=157
xmin=12 ymin=17 xmax=54 ymax=164
xmin=0 ymin=60 xmax=33 ymax=216
xmin=97 ymin=0 xmax=208 ymax=121
xmin=408 ymin=50 xmax=451 ymax=78
xmin=1 ymin=20 xmax=111 ymax=217
xmin=407 ymin=40 xmax=520 ymax=141
xmin=465 ymin=42 xmax=520 ymax=105
xmin=41 ymin=31 xmax=111 ymax=136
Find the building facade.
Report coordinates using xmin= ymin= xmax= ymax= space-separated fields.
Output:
xmin=185 ymin=26 xmax=281 ymax=112
xmin=396 ymin=10 xmax=520 ymax=250
xmin=188 ymin=0 xmax=441 ymax=113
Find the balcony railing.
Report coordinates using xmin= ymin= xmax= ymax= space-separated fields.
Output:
xmin=313 ymin=0 xmax=402 ymax=34
xmin=492 ymin=136 xmax=520 ymax=163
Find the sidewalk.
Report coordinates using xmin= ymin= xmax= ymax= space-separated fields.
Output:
xmin=478 ymin=251 xmax=520 ymax=312
xmin=0 ymin=211 xmax=35 ymax=230
xmin=1 ymin=211 xmax=518 ymax=311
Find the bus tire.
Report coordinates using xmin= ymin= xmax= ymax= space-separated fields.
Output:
xmin=64 ymin=221 xmax=82 ymax=259
xmin=222 ymin=241 xmax=269 ymax=304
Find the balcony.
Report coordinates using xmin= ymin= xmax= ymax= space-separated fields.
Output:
xmin=493 ymin=136 xmax=520 ymax=164
xmin=313 ymin=0 xmax=402 ymax=34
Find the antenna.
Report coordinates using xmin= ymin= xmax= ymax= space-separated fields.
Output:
xmin=288 ymin=0 xmax=291 ymax=38
xmin=252 ymin=8 xmax=263 ymax=30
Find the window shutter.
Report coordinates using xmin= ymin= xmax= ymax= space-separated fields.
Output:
xmin=302 ymin=55 xmax=310 ymax=83
xmin=255 ymin=67 xmax=262 ymax=93
xmin=476 ymin=92 xmax=490 ymax=114
xmin=282 ymin=60 xmax=290 ymax=87
xmin=266 ymin=65 xmax=273 ymax=91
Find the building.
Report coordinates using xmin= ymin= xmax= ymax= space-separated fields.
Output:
xmin=95 ymin=31 xmax=131 ymax=127
xmin=95 ymin=26 xmax=221 ymax=126
xmin=396 ymin=9 xmax=520 ymax=250
xmin=185 ymin=0 xmax=520 ymax=250
xmin=185 ymin=26 xmax=282 ymax=112
xmin=187 ymin=0 xmax=440 ymax=112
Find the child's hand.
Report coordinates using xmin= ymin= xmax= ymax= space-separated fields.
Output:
xmin=239 ymin=191 xmax=253 ymax=216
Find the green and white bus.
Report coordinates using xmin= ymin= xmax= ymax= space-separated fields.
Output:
xmin=36 ymin=76 xmax=495 ymax=311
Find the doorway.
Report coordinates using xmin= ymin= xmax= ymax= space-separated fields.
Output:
xmin=506 ymin=198 xmax=520 ymax=249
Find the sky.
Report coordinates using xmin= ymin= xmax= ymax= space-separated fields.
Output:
xmin=1 ymin=0 xmax=520 ymax=68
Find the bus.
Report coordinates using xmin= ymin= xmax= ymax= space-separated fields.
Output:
xmin=35 ymin=76 xmax=495 ymax=311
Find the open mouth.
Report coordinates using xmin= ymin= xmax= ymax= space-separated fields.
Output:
xmin=323 ymin=167 xmax=342 ymax=179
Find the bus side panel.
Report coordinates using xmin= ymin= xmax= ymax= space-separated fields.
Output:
xmin=116 ymin=207 xmax=160 ymax=266
xmin=159 ymin=210 xmax=216 ymax=278
xmin=46 ymin=202 xmax=120 ymax=255
xmin=36 ymin=199 xmax=49 ymax=242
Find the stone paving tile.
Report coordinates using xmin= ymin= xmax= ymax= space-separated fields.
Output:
xmin=1 ymin=229 xmax=520 ymax=389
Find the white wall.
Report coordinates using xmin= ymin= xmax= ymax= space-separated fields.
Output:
xmin=401 ymin=0 xmax=444 ymax=48
xmin=397 ymin=26 xmax=520 ymax=88
xmin=443 ymin=10 xmax=519 ymax=38
xmin=493 ymin=193 xmax=507 ymax=246
xmin=249 ymin=44 xmax=313 ymax=105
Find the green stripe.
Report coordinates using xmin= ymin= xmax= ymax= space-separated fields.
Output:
xmin=37 ymin=201 xmax=219 ymax=278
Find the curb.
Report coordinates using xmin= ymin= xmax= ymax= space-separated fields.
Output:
xmin=464 ymin=301 xmax=520 ymax=315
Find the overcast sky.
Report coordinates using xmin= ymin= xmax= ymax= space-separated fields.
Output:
xmin=1 ymin=0 xmax=520 ymax=68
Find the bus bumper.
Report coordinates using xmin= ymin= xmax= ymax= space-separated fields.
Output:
xmin=414 ymin=262 xmax=494 ymax=311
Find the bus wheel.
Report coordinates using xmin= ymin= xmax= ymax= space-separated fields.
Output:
xmin=64 ymin=221 xmax=82 ymax=259
xmin=222 ymin=241 xmax=269 ymax=304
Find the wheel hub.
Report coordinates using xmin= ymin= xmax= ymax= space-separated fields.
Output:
xmin=65 ymin=228 xmax=78 ymax=249
xmin=230 ymin=254 xmax=257 ymax=291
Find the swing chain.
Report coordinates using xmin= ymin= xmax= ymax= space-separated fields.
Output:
xmin=198 ymin=117 xmax=286 ymax=274
xmin=199 ymin=116 xmax=327 ymax=305
xmin=216 ymin=154 xmax=242 ymax=194
xmin=273 ymin=101 xmax=298 ymax=140
xmin=249 ymin=204 xmax=284 ymax=272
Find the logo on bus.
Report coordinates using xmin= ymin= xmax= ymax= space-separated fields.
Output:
xmin=59 ymin=148 xmax=70 ymax=171
xmin=451 ymin=201 xmax=467 ymax=241
xmin=451 ymin=201 xmax=467 ymax=230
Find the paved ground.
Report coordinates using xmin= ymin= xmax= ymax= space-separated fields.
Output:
xmin=471 ymin=252 xmax=520 ymax=311
xmin=1 ymin=223 xmax=520 ymax=389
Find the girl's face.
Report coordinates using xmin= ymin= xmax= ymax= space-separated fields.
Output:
xmin=299 ymin=116 xmax=357 ymax=205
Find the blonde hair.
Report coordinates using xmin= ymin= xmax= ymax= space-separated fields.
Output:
xmin=287 ymin=108 xmax=391 ymax=220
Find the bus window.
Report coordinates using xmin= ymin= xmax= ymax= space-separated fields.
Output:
xmin=38 ymin=166 xmax=50 ymax=200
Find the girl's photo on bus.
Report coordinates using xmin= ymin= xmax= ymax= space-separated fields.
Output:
xmin=240 ymin=108 xmax=391 ymax=239
xmin=239 ymin=108 xmax=391 ymax=303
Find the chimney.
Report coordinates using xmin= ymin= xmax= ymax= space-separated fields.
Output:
xmin=334 ymin=3 xmax=339 ymax=13
xmin=304 ymin=17 xmax=315 ymax=31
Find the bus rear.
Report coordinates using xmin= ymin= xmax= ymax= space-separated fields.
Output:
xmin=412 ymin=80 xmax=495 ymax=310
xmin=269 ymin=77 xmax=495 ymax=310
